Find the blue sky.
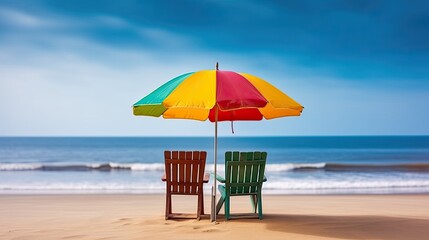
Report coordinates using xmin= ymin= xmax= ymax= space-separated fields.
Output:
xmin=0 ymin=0 xmax=428 ymax=136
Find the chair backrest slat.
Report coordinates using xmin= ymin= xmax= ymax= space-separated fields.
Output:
xmin=251 ymin=164 xmax=256 ymax=193
xmin=237 ymin=152 xmax=246 ymax=193
xmin=184 ymin=151 xmax=192 ymax=193
xmin=178 ymin=152 xmax=185 ymax=193
xmin=244 ymin=156 xmax=252 ymax=193
xmin=227 ymin=152 xmax=239 ymax=193
xmin=171 ymin=151 xmax=178 ymax=192
xmin=191 ymin=151 xmax=199 ymax=194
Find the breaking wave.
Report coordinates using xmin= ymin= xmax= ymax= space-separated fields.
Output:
xmin=2 ymin=162 xmax=429 ymax=172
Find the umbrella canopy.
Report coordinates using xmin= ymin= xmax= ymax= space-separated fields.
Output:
xmin=133 ymin=70 xmax=303 ymax=121
xmin=133 ymin=67 xmax=303 ymax=222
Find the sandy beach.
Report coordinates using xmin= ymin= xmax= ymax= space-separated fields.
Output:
xmin=1 ymin=194 xmax=429 ymax=240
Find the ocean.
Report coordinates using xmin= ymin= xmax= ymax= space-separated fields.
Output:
xmin=1 ymin=136 xmax=429 ymax=194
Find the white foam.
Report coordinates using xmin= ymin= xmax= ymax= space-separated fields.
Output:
xmin=0 ymin=180 xmax=192 ymax=194
xmin=108 ymin=163 xmax=164 ymax=171
xmin=2 ymin=175 xmax=429 ymax=194
xmin=0 ymin=162 xmax=328 ymax=172
xmin=0 ymin=163 xmax=42 ymax=170
xmin=264 ymin=179 xmax=429 ymax=190
xmin=0 ymin=163 xmax=166 ymax=171
xmin=265 ymin=163 xmax=326 ymax=172
xmin=205 ymin=163 xmax=327 ymax=173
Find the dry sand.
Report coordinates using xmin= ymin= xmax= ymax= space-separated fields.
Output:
xmin=1 ymin=194 xmax=429 ymax=240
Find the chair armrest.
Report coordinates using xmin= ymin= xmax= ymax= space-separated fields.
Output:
xmin=162 ymin=173 xmax=166 ymax=182
xmin=216 ymin=174 xmax=226 ymax=183
xmin=263 ymin=175 xmax=267 ymax=182
xmin=203 ymin=173 xmax=210 ymax=183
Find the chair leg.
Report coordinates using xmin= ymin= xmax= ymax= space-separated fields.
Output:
xmin=197 ymin=193 xmax=202 ymax=221
xmin=165 ymin=193 xmax=171 ymax=220
xmin=169 ymin=194 xmax=172 ymax=214
xmin=197 ymin=201 xmax=201 ymax=221
xmin=225 ymin=196 xmax=230 ymax=220
xmin=257 ymin=192 xmax=263 ymax=220
xmin=250 ymin=195 xmax=257 ymax=213
xmin=216 ymin=195 xmax=225 ymax=215
xmin=201 ymin=192 xmax=204 ymax=215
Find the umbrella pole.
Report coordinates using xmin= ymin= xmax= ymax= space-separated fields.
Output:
xmin=211 ymin=106 xmax=218 ymax=222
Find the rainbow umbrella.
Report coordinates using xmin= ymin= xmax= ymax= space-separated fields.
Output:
xmin=133 ymin=65 xmax=303 ymax=221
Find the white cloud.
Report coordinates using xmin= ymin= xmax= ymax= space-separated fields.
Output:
xmin=0 ymin=28 xmax=311 ymax=136
xmin=93 ymin=15 xmax=130 ymax=28
xmin=0 ymin=7 xmax=59 ymax=28
xmin=92 ymin=14 xmax=198 ymax=49
xmin=0 ymin=25 xmax=235 ymax=136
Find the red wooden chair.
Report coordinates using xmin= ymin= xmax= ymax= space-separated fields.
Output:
xmin=162 ymin=151 xmax=210 ymax=220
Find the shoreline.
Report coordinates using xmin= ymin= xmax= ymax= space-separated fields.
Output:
xmin=2 ymin=192 xmax=429 ymax=196
xmin=2 ymin=188 xmax=429 ymax=196
xmin=2 ymin=194 xmax=429 ymax=240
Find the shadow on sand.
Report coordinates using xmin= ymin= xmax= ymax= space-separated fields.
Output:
xmin=217 ymin=213 xmax=429 ymax=240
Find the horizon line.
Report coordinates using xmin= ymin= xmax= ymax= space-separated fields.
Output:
xmin=1 ymin=135 xmax=429 ymax=138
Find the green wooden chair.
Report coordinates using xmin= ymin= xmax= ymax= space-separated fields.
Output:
xmin=216 ymin=151 xmax=267 ymax=220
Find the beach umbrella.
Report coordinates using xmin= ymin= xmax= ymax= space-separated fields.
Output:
xmin=133 ymin=64 xmax=303 ymax=221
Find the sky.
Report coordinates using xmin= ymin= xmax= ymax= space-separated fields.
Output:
xmin=0 ymin=0 xmax=428 ymax=136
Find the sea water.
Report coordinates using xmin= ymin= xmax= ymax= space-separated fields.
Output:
xmin=1 ymin=136 xmax=429 ymax=194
